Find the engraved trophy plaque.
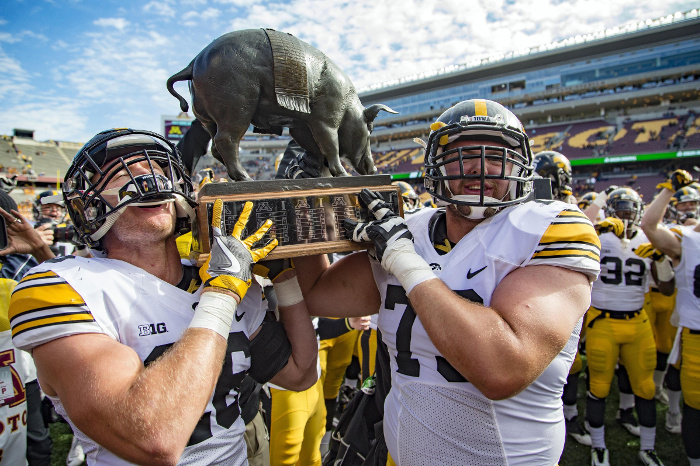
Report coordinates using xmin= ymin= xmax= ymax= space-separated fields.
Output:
xmin=193 ymin=175 xmax=402 ymax=261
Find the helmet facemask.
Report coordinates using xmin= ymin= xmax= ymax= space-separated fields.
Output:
xmin=64 ymin=131 xmax=196 ymax=250
xmin=605 ymin=197 xmax=642 ymax=238
xmin=425 ymin=129 xmax=532 ymax=219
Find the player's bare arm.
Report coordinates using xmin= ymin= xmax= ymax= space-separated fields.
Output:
xmin=408 ymin=264 xmax=590 ymax=400
xmin=294 ymin=252 xmax=381 ymax=318
xmin=641 ymin=187 xmax=682 ymax=261
xmin=33 ymin=329 xmax=228 ymax=466
xmin=267 ymin=269 xmax=319 ymax=390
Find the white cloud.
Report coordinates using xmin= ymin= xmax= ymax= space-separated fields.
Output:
xmin=93 ymin=18 xmax=130 ymax=30
xmin=0 ymin=46 xmax=31 ymax=101
xmin=182 ymin=7 xmax=221 ymax=26
xmin=143 ymin=1 xmax=177 ymax=18
xmin=2 ymin=0 xmax=699 ymax=142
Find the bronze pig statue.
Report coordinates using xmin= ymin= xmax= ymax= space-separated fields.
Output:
xmin=167 ymin=28 xmax=397 ymax=181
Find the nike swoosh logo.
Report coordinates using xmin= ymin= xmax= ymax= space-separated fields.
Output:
xmin=235 ymin=308 xmax=246 ymax=322
xmin=467 ymin=266 xmax=487 ymax=279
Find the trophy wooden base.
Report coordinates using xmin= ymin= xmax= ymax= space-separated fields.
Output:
xmin=193 ymin=175 xmax=401 ymax=261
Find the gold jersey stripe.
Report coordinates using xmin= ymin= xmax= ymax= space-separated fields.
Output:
xmin=474 ymin=100 xmax=487 ymax=116
xmin=12 ymin=312 xmax=95 ymax=338
xmin=9 ymin=283 xmax=86 ymax=320
xmin=20 ymin=270 xmax=59 ymax=282
xmin=539 ymin=222 xmax=601 ymax=249
xmin=557 ymin=210 xmax=589 ymax=218
xmin=532 ymin=248 xmax=600 ymax=261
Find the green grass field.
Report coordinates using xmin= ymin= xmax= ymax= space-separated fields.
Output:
xmin=49 ymin=370 xmax=688 ymax=466
xmin=559 ymin=369 xmax=688 ymax=466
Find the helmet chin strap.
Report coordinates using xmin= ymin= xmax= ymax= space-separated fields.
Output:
xmin=441 ymin=183 xmax=508 ymax=220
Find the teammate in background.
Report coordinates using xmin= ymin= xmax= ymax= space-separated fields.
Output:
xmin=295 ymin=99 xmax=600 ymax=465
xmin=583 ymin=185 xmax=619 ymax=224
xmin=578 ymin=192 xmax=598 ymax=210
xmin=671 ymin=186 xmax=700 ymax=226
xmin=641 ymin=169 xmax=700 ymax=466
xmin=0 ymin=277 xmax=32 ymax=465
xmin=533 ymin=150 xmax=592 ymax=445
xmin=533 ymin=150 xmax=575 ymax=203
xmin=391 ymin=181 xmax=422 ymax=214
xmin=0 ymin=191 xmax=53 ymax=466
xmin=8 ymin=129 xmax=318 ymax=465
xmin=585 ymin=187 xmax=672 ymax=466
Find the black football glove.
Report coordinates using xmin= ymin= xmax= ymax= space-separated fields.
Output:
xmin=343 ymin=189 xmax=413 ymax=262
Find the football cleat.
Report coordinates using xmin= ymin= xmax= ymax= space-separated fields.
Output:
xmin=566 ymin=416 xmax=592 ymax=446
xmin=591 ymin=447 xmax=610 ymax=466
xmin=616 ymin=407 xmax=640 ymax=436
xmin=66 ymin=435 xmax=86 ymax=466
xmin=665 ymin=411 xmax=682 ymax=434
xmin=655 ymin=386 xmax=669 ymax=405
xmin=639 ymin=449 xmax=664 ymax=465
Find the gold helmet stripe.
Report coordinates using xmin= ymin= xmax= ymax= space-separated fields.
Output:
xmin=474 ymin=100 xmax=488 ymax=116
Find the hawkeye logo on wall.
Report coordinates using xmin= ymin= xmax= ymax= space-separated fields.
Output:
xmin=139 ymin=323 xmax=168 ymax=336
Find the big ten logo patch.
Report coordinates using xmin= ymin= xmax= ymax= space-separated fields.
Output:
xmin=138 ymin=323 xmax=168 ymax=336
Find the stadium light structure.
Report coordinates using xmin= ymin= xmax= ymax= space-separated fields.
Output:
xmin=359 ymin=9 xmax=700 ymax=93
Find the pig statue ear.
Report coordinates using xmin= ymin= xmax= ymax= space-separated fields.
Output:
xmin=363 ymin=104 xmax=398 ymax=123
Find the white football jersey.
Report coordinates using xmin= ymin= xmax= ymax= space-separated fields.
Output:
xmin=0 ymin=278 xmax=29 ymax=466
xmin=10 ymin=256 xmax=266 ymax=466
xmin=670 ymin=225 xmax=700 ymax=329
xmin=372 ymin=203 xmax=600 ymax=465
xmin=591 ymin=230 xmax=651 ymax=312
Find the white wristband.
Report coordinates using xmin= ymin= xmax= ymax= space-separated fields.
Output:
xmin=592 ymin=192 xmax=608 ymax=209
xmin=189 ymin=291 xmax=238 ymax=338
xmin=274 ymin=275 xmax=304 ymax=307
xmin=382 ymin=238 xmax=437 ymax=294
xmin=655 ymin=256 xmax=674 ymax=282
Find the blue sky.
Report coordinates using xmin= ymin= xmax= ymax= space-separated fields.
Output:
xmin=1 ymin=0 xmax=698 ymax=143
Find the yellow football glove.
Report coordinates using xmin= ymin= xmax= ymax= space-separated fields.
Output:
xmin=657 ymin=169 xmax=693 ymax=192
xmin=633 ymin=242 xmax=664 ymax=262
xmin=200 ymin=199 xmax=278 ymax=300
xmin=596 ymin=217 xmax=625 ymax=238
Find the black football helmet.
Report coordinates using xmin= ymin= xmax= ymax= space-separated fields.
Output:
xmin=423 ymin=99 xmax=534 ymax=218
xmin=578 ymin=192 xmax=598 ymax=210
xmin=605 ymin=187 xmax=643 ymax=232
xmin=672 ymin=186 xmax=700 ymax=221
xmin=392 ymin=181 xmax=421 ymax=213
xmin=63 ymin=128 xmax=197 ymax=250
xmin=533 ymin=151 xmax=572 ymax=201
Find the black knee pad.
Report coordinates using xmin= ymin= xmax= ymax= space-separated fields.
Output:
xmin=345 ymin=355 xmax=360 ymax=380
xmin=682 ymin=404 xmax=700 ymax=459
xmin=665 ymin=365 xmax=681 ymax=391
xmin=586 ymin=393 xmax=606 ymax=428
xmin=656 ymin=351 xmax=669 ymax=371
xmin=325 ymin=397 xmax=338 ymax=431
xmin=562 ymin=372 xmax=580 ymax=406
xmin=616 ymin=365 xmax=633 ymax=394
xmin=635 ymin=395 xmax=656 ymax=428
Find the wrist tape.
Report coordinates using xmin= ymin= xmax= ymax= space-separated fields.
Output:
xmin=382 ymin=238 xmax=437 ymax=294
xmin=592 ymin=192 xmax=608 ymax=209
xmin=655 ymin=256 xmax=674 ymax=282
xmin=189 ymin=291 xmax=238 ymax=339
xmin=274 ymin=276 xmax=304 ymax=307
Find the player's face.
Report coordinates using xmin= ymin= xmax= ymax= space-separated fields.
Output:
xmin=443 ymin=139 xmax=513 ymax=203
xmin=676 ymin=200 xmax=698 ymax=214
xmin=99 ymin=158 xmax=176 ymax=246
xmin=40 ymin=203 xmax=64 ymax=220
